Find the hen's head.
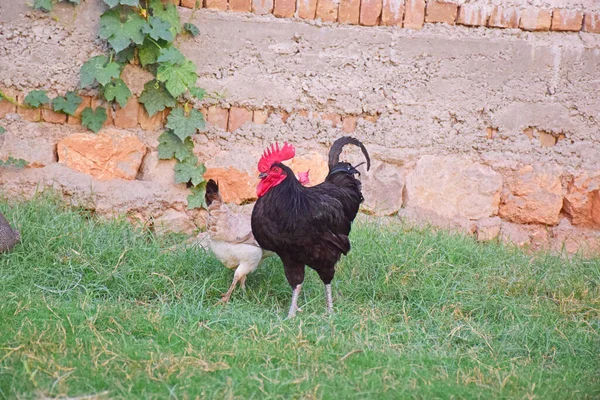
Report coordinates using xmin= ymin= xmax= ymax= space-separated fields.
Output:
xmin=256 ymin=143 xmax=295 ymax=198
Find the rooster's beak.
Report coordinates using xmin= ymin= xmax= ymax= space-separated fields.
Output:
xmin=258 ymin=172 xmax=267 ymax=179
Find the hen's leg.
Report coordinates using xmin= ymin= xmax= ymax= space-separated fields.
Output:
xmin=220 ymin=275 xmax=240 ymax=303
xmin=325 ymin=284 xmax=333 ymax=315
xmin=239 ymin=275 xmax=247 ymax=291
xmin=287 ymin=284 xmax=303 ymax=319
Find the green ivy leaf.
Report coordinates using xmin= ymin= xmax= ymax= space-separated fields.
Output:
xmin=81 ymin=107 xmax=107 ymax=133
xmin=0 ymin=126 xmax=5 ymax=134
xmin=187 ymin=181 xmax=207 ymax=209
xmin=143 ymin=16 xmax=174 ymax=42
xmin=0 ymin=157 xmax=28 ymax=169
xmin=139 ymin=80 xmax=176 ymax=117
xmin=183 ymin=23 xmax=200 ymax=37
xmin=115 ymin=46 xmax=136 ymax=63
xmin=157 ymin=131 xmax=195 ymax=162
xmin=24 ymin=90 xmax=50 ymax=108
xmin=52 ymin=91 xmax=82 ymax=116
xmin=157 ymin=47 xmax=185 ymax=65
xmin=33 ymin=0 xmax=53 ymax=12
xmin=80 ymin=55 xmax=122 ymax=88
xmin=138 ymin=38 xmax=161 ymax=67
xmin=103 ymin=0 xmax=139 ymax=8
xmin=175 ymin=157 xmax=206 ymax=186
xmin=189 ymin=87 xmax=206 ymax=101
xmin=103 ymin=78 xmax=132 ymax=107
xmin=166 ymin=108 xmax=205 ymax=141
xmin=157 ymin=60 xmax=198 ymax=98
xmin=99 ymin=9 xmax=148 ymax=53
xmin=149 ymin=0 xmax=181 ymax=37
xmin=66 ymin=0 xmax=81 ymax=4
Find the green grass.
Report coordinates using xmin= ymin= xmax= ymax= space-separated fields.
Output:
xmin=0 ymin=193 xmax=599 ymax=399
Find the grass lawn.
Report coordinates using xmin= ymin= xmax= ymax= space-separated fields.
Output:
xmin=0 ymin=194 xmax=599 ymax=399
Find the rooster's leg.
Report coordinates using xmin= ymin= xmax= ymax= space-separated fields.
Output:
xmin=325 ymin=284 xmax=333 ymax=315
xmin=287 ymin=284 xmax=303 ymax=319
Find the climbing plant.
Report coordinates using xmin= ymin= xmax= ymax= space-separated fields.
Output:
xmin=27 ymin=0 xmax=208 ymax=209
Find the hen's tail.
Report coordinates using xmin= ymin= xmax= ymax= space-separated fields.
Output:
xmin=205 ymin=179 xmax=222 ymax=207
xmin=327 ymin=136 xmax=371 ymax=173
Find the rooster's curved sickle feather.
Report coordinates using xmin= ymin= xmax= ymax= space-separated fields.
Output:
xmin=258 ymin=142 xmax=295 ymax=172
xmin=328 ymin=136 xmax=371 ymax=171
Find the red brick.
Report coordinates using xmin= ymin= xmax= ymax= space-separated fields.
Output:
xmin=91 ymin=98 xmax=114 ymax=127
xmin=519 ymin=8 xmax=552 ymax=31
xmin=456 ymin=4 xmax=488 ymax=27
xmin=320 ymin=113 xmax=341 ymax=127
xmin=228 ymin=107 xmax=252 ymax=132
xmin=230 ymin=0 xmax=251 ymax=12
xmin=316 ymin=0 xmax=338 ymax=22
xmin=425 ymin=1 xmax=457 ymax=24
xmin=342 ymin=116 xmax=357 ymax=133
xmin=280 ymin=110 xmax=290 ymax=123
xmin=181 ymin=0 xmax=201 ymax=7
xmin=205 ymin=0 xmax=227 ymax=11
xmin=364 ymin=114 xmax=378 ymax=123
xmin=338 ymin=0 xmax=360 ymax=24
xmin=551 ymin=9 xmax=583 ymax=31
xmin=41 ymin=108 xmax=67 ymax=124
xmin=403 ymin=0 xmax=425 ymax=29
xmin=359 ymin=0 xmax=382 ymax=26
xmin=139 ymin=107 xmax=163 ymax=131
xmin=67 ymin=95 xmax=92 ymax=126
xmin=381 ymin=0 xmax=404 ymax=26
xmin=253 ymin=109 xmax=269 ymax=124
xmin=0 ymin=89 xmax=17 ymax=118
xmin=252 ymin=0 xmax=273 ymax=14
xmin=273 ymin=0 xmax=295 ymax=17
xmin=488 ymin=6 xmax=520 ymax=29
xmin=298 ymin=0 xmax=317 ymax=19
xmin=297 ymin=109 xmax=309 ymax=118
xmin=114 ymin=97 xmax=139 ymax=129
xmin=583 ymin=13 xmax=600 ymax=33
xmin=17 ymin=95 xmax=41 ymax=122
xmin=207 ymin=106 xmax=229 ymax=130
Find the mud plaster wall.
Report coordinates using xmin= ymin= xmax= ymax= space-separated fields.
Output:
xmin=1 ymin=1 xmax=600 ymax=253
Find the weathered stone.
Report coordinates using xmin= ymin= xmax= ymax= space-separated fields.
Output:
xmin=154 ymin=209 xmax=197 ymax=235
xmin=203 ymin=152 xmax=258 ymax=204
xmin=563 ymin=172 xmax=600 ymax=228
xmin=359 ymin=160 xmax=404 ymax=216
xmin=286 ymin=151 xmax=329 ymax=187
xmin=137 ymin=151 xmax=179 ymax=186
xmin=500 ymin=221 xmax=549 ymax=249
xmin=0 ymin=120 xmax=57 ymax=167
xmin=550 ymin=218 xmax=600 ymax=255
xmin=475 ymin=216 xmax=501 ymax=242
xmin=0 ymin=89 xmax=17 ymax=118
xmin=405 ymin=155 xmax=502 ymax=220
xmin=0 ymin=164 xmax=191 ymax=220
xmin=499 ymin=165 xmax=562 ymax=225
xmin=121 ymin=64 xmax=155 ymax=97
xmin=57 ymin=128 xmax=147 ymax=181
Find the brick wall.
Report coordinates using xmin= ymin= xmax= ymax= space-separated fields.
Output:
xmin=1 ymin=1 xmax=599 ymax=254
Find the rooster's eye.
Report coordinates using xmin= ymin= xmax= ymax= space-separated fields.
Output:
xmin=273 ymin=167 xmax=280 ymax=173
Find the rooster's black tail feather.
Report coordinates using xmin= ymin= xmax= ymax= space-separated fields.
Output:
xmin=327 ymin=136 xmax=371 ymax=171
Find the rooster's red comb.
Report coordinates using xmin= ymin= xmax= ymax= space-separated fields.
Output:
xmin=258 ymin=142 xmax=295 ymax=172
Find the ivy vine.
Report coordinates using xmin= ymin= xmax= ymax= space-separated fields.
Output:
xmin=21 ymin=0 xmax=208 ymax=209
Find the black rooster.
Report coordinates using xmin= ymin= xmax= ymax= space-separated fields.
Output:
xmin=251 ymin=137 xmax=370 ymax=318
